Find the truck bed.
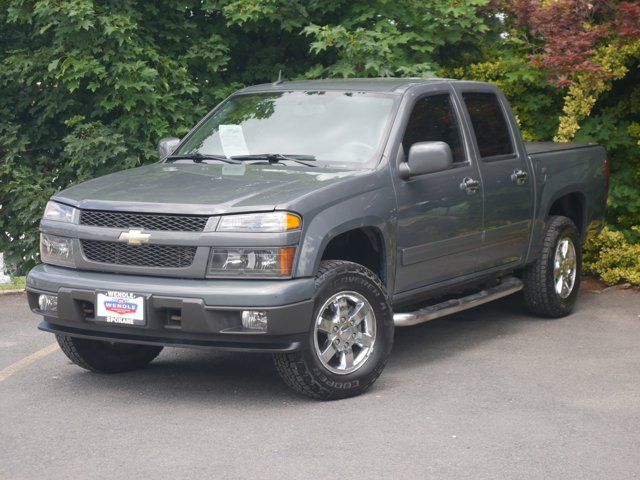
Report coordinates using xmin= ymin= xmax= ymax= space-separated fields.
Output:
xmin=524 ymin=141 xmax=596 ymax=155
xmin=524 ymin=141 xmax=607 ymax=248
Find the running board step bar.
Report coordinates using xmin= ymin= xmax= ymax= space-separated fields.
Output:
xmin=393 ymin=276 xmax=523 ymax=327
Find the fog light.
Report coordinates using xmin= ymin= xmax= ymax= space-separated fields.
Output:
xmin=38 ymin=294 xmax=58 ymax=313
xmin=241 ymin=310 xmax=268 ymax=331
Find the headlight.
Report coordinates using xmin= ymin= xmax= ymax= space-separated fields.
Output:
xmin=43 ymin=201 xmax=77 ymax=223
xmin=206 ymin=247 xmax=295 ymax=278
xmin=216 ymin=212 xmax=301 ymax=233
xmin=40 ymin=233 xmax=75 ymax=267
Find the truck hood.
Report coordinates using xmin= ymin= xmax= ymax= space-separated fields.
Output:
xmin=53 ymin=162 xmax=367 ymax=215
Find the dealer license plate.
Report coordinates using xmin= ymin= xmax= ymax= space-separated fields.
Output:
xmin=96 ymin=291 xmax=145 ymax=326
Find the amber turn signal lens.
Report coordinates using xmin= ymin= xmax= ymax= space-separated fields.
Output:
xmin=279 ymin=247 xmax=296 ymax=276
xmin=285 ymin=213 xmax=302 ymax=231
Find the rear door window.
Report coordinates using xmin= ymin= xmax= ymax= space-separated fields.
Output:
xmin=462 ymin=92 xmax=514 ymax=159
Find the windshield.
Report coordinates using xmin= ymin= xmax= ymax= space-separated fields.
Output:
xmin=173 ymin=91 xmax=397 ymax=167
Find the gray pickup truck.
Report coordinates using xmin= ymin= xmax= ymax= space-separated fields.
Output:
xmin=27 ymin=78 xmax=608 ymax=399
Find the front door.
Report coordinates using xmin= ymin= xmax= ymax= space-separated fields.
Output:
xmin=393 ymin=90 xmax=484 ymax=293
xmin=457 ymin=88 xmax=533 ymax=270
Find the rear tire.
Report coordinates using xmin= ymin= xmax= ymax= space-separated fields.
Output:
xmin=523 ymin=215 xmax=581 ymax=318
xmin=56 ymin=335 xmax=163 ymax=373
xmin=273 ymin=260 xmax=393 ymax=400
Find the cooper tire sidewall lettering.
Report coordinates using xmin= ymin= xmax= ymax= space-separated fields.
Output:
xmin=306 ymin=265 xmax=392 ymax=390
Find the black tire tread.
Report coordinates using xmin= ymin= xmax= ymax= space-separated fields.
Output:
xmin=522 ymin=215 xmax=580 ymax=318
xmin=56 ymin=334 xmax=100 ymax=372
xmin=273 ymin=260 xmax=391 ymax=400
xmin=56 ymin=334 xmax=162 ymax=373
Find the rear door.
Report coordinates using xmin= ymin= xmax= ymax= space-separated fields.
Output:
xmin=455 ymin=86 xmax=533 ymax=270
xmin=392 ymin=85 xmax=484 ymax=293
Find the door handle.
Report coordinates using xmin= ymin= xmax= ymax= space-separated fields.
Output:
xmin=511 ymin=169 xmax=528 ymax=185
xmin=459 ymin=177 xmax=480 ymax=195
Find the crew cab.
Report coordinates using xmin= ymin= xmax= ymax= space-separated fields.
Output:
xmin=26 ymin=78 xmax=608 ymax=399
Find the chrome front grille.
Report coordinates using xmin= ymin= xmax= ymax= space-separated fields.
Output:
xmin=80 ymin=210 xmax=208 ymax=232
xmin=81 ymin=240 xmax=197 ymax=268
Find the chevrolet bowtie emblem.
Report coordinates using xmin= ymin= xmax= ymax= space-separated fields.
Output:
xmin=118 ymin=229 xmax=151 ymax=245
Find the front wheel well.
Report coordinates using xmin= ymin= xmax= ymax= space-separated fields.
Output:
xmin=320 ymin=227 xmax=386 ymax=285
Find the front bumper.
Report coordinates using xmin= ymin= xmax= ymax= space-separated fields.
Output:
xmin=27 ymin=264 xmax=315 ymax=352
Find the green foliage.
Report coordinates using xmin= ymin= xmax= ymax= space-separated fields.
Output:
xmin=583 ymin=227 xmax=640 ymax=286
xmin=0 ymin=1 xmax=231 ymax=268
xmin=303 ymin=0 xmax=495 ymax=78
xmin=0 ymin=0 xmax=638 ymax=285
xmin=575 ymin=69 xmax=640 ymax=232
xmin=0 ymin=276 xmax=25 ymax=291
xmin=0 ymin=0 xmax=499 ymax=270
xmin=447 ymin=55 xmax=564 ymax=142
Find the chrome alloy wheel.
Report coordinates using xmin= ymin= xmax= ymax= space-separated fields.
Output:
xmin=313 ymin=291 xmax=376 ymax=375
xmin=554 ymin=236 xmax=577 ymax=299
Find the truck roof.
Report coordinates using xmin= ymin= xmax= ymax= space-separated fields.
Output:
xmin=239 ymin=77 xmax=473 ymax=94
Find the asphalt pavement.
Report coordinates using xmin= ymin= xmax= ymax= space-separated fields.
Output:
xmin=1 ymin=285 xmax=639 ymax=479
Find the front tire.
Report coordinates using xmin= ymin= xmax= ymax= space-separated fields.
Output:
xmin=56 ymin=335 xmax=163 ymax=373
xmin=273 ymin=260 xmax=394 ymax=400
xmin=523 ymin=215 xmax=582 ymax=318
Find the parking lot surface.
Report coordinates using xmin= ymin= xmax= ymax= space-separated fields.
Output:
xmin=1 ymin=286 xmax=639 ymax=479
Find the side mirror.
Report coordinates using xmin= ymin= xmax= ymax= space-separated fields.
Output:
xmin=158 ymin=137 xmax=180 ymax=160
xmin=399 ymin=141 xmax=453 ymax=180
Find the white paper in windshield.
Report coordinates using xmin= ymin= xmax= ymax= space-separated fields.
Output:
xmin=219 ymin=124 xmax=249 ymax=157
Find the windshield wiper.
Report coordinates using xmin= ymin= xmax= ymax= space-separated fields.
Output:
xmin=231 ymin=153 xmax=318 ymax=167
xmin=166 ymin=153 xmax=240 ymax=164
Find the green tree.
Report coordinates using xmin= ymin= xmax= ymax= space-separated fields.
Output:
xmin=1 ymin=0 xmax=639 ymax=278
xmin=502 ymin=0 xmax=640 ymax=235
xmin=302 ymin=0 xmax=496 ymax=77
xmin=0 ymin=1 xmax=228 ymax=268
xmin=0 ymin=0 xmax=496 ymax=270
